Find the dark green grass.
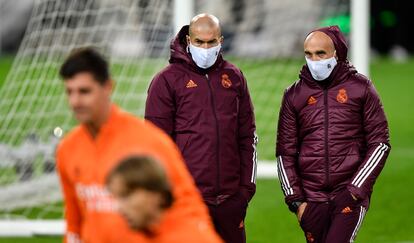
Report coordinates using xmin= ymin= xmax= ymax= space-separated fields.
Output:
xmin=0 ymin=236 xmax=62 ymax=243
xmin=0 ymin=56 xmax=13 ymax=88
xmin=0 ymin=58 xmax=413 ymax=242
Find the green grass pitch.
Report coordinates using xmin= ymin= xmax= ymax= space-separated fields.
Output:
xmin=0 ymin=57 xmax=413 ymax=242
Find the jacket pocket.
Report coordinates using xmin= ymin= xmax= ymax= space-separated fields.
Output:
xmin=221 ymin=192 xmax=248 ymax=224
xmin=299 ymin=202 xmax=311 ymax=227
xmin=334 ymin=189 xmax=362 ymax=212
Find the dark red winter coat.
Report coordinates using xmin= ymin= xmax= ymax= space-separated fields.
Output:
xmin=276 ymin=26 xmax=390 ymax=208
xmin=145 ymin=26 xmax=257 ymax=205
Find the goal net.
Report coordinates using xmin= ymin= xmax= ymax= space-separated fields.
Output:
xmin=0 ymin=0 xmax=350 ymax=236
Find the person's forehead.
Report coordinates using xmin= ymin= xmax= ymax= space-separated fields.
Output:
xmin=189 ymin=26 xmax=220 ymax=38
xmin=65 ymin=72 xmax=94 ymax=82
xmin=64 ymin=72 xmax=100 ymax=87
xmin=128 ymin=188 xmax=156 ymax=203
xmin=304 ymin=31 xmax=334 ymax=50
xmin=108 ymin=175 xmax=126 ymax=193
xmin=189 ymin=15 xmax=221 ymax=38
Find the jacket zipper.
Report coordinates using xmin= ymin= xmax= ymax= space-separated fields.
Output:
xmin=323 ymin=88 xmax=330 ymax=190
xmin=205 ymin=74 xmax=221 ymax=205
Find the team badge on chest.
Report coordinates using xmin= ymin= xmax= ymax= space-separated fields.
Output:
xmin=221 ymin=74 xmax=232 ymax=88
xmin=336 ymin=88 xmax=348 ymax=103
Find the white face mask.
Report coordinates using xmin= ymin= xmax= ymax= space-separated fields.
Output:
xmin=188 ymin=43 xmax=221 ymax=69
xmin=305 ymin=56 xmax=337 ymax=81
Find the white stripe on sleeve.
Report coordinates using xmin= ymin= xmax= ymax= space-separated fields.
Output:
xmin=277 ymin=156 xmax=293 ymax=195
xmin=250 ymin=132 xmax=258 ymax=183
xmin=352 ymin=143 xmax=389 ymax=188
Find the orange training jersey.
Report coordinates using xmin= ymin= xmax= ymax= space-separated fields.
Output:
xmin=56 ymin=105 xmax=222 ymax=243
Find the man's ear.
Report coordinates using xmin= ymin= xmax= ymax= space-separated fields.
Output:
xmin=104 ymin=79 xmax=115 ymax=94
xmin=220 ymin=36 xmax=224 ymax=45
xmin=186 ymin=35 xmax=191 ymax=45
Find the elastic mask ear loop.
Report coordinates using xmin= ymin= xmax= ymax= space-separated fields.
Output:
xmin=186 ymin=35 xmax=191 ymax=53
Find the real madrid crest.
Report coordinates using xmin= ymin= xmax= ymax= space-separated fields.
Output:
xmin=336 ymin=88 xmax=348 ymax=103
xmin=221 ymin=74 xmax=232 ymax=88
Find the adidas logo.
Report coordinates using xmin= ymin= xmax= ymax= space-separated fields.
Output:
xmin=341 ymin=206 xmax=352 ymax=214
xmin=307 ymin=96 xmax=317 ymax=105
xmin=186 ymin=80 xmax=198 ymax=88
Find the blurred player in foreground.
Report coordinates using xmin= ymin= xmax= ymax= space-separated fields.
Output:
xmin=56 ymin=47 xmax=221 ymax=243
xmin=107 ymin=155 xmax=222 ymax=242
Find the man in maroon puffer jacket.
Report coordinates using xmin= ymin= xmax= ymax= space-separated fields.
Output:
xmin=145 ymin=14 xmax=257 ymax=243
xmin=276 ymin=25 xmax=390 ymax=243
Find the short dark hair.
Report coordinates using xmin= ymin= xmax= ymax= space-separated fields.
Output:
xmin=59 ymin=47 xmax=110 ymax=85
xmin=107 ymin=155 xmax=174 ymax=209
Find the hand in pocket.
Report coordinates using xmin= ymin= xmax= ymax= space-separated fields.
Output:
xmin=297 ymin=202 xmax=308 ymax=222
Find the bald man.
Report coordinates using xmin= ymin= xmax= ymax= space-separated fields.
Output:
xmin=276 ymin=26 xmax=390 ymax=242
xmin=145 ymin=13 xmax=257 ymax=243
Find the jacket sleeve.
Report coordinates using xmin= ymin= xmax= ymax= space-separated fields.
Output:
xmin=348 ymin=80 xmax=391 ymax=200
xmin=276 ymin=89 xmax=305 ymax=205
xmin=145 ymin=73 xmax=175 ymax=136
xmin=56 ymin=145 xmax=82 ymax=243
xmin=237 ymin=73 xmax=257 ymax=203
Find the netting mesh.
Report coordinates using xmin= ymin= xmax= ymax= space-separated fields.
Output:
xmin=0 ymin=0 xmax=349 ymax=219
xmin=0 ymin=0 xmax=174 ymax=218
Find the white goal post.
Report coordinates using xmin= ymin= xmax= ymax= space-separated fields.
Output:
xmin=351 ymin=0 xmax=370 ymax=77
xmin=0 ymin=0 xmax=369 ymax=237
